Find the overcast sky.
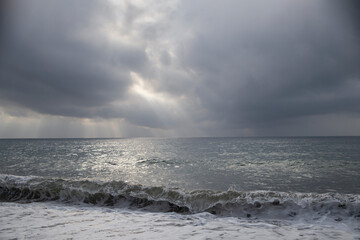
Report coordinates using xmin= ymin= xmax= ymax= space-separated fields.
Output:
xmin=1 ymin=0 xmax=360 ymax=138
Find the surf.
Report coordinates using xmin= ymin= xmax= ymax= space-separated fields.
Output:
xmin=1 ymin=174 xmax=359 ymax=224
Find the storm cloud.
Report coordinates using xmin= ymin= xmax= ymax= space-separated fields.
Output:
xmin=1 ymin=0 xmax=360 ymax=137
xmin=1 ymin=1 xmax=147 ymax=116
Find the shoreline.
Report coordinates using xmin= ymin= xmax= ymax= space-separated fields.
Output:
xmin=1 ymin=202 xmax=359 ymax=240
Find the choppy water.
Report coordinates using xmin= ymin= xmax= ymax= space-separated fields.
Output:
xmin=1 ymin=137 xmax=360 ymax=239
xmin=1 ymin=137 xmax=360 ymax=193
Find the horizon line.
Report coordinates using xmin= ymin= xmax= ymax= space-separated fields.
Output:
xmin=1 ymin=135 xmax=359 ymax=140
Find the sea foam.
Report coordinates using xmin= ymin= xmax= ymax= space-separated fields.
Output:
xmin=1 ymin=174 xmax=359 ymax=227
xmin=1 ymin=202 xmax=359 ymax=240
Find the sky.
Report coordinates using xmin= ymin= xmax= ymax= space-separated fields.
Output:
xmin=0 ymin=0 xmax=360 ymax=138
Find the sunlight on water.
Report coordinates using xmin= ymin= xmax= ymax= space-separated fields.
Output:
xmin=1 ymin=137 xmax=360 ymax=240
xmin=0 ymin=137 xmax=359 ymax=193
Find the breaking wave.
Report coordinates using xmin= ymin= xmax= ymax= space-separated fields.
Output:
xmin=1 ymin=174 xmax=359 ymax=222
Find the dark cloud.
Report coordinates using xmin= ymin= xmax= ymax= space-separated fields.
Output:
xmin=180 ymin=0 xmax=360 ymax=131
xmin=0 ymin=0 xmax=147 ymax=118
xmin=1 ymin=0 xmax=360 ymax=137
xmin=330 ymin=0 xmax=360 ymax=32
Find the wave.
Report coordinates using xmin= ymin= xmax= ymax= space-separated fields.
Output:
xmin=1 ymin=174 xmax=359 ymax=222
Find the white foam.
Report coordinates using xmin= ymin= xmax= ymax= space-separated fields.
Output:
xmin=0 ymin=174 xmax=37 ymax=184
xmin=1 ymin=202 xmax=359 ymax=240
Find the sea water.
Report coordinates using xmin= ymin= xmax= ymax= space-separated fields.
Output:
xmin=0 ymin=137 xmax=359 ymax=239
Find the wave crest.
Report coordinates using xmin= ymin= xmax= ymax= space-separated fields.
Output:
xmin=1 ymin=174 xmax=359 ymax=221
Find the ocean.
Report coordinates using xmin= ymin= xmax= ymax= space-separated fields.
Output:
xmin=0 ymin=137 xmax=359 ymax=239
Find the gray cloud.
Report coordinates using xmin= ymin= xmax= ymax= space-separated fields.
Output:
xmin=1 ymin=0 xmax=147 ymax=118
xmin=1 ymin=0 xmax=360 ymax=137
xmin=180 ymin=0 xmax=360 ymax=130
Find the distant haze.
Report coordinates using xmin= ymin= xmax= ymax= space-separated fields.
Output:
xmin=1 ymin=0 xmax=360 ymax=138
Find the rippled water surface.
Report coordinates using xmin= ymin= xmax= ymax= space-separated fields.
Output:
xmin=1 ymin=137 xmax=359 ymax=193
